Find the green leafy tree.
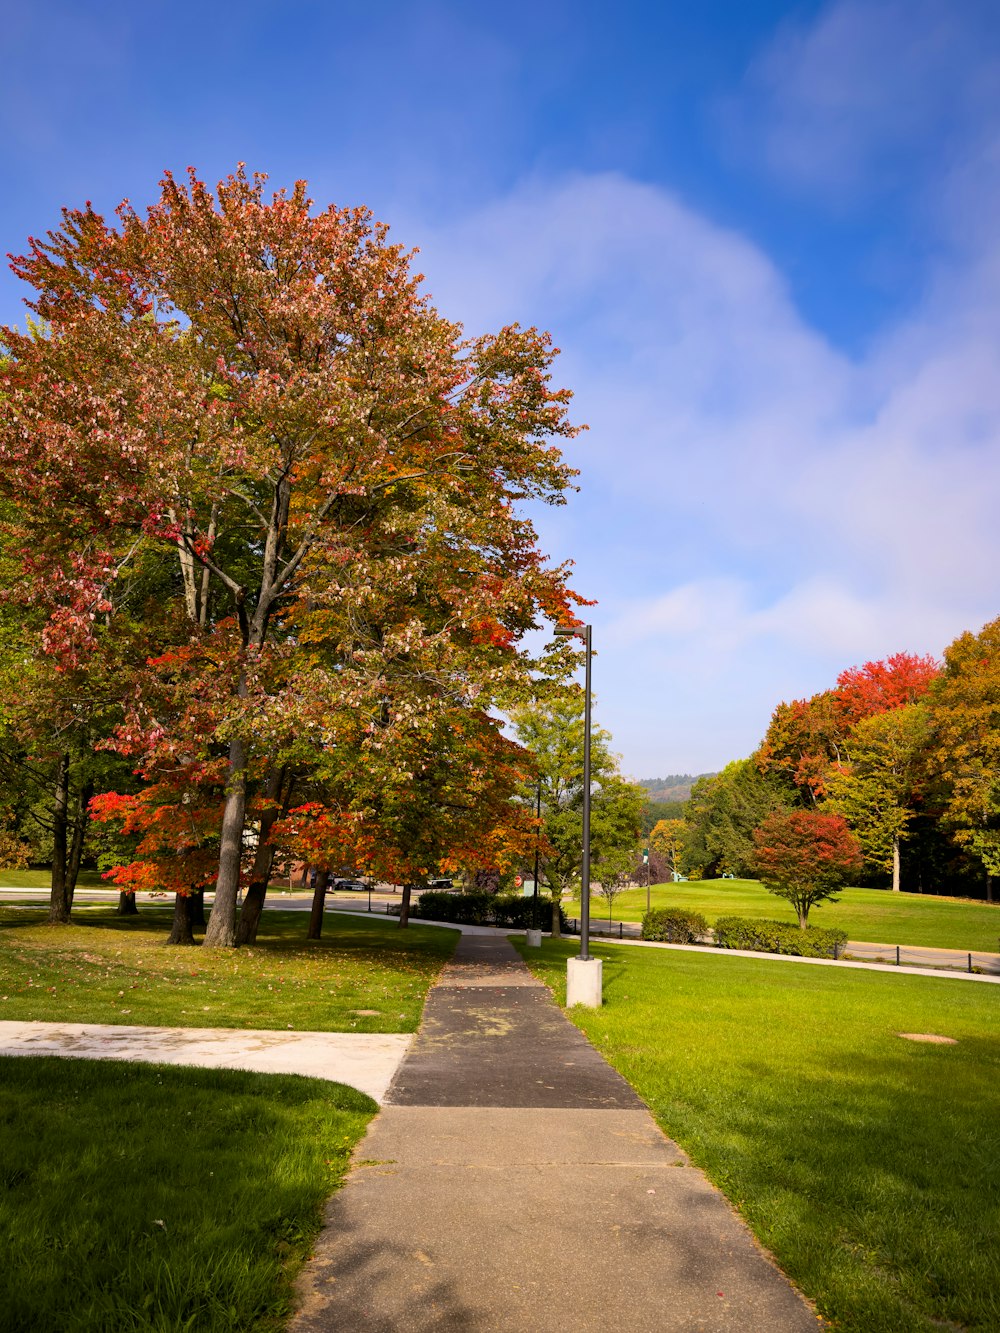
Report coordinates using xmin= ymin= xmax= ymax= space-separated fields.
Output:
xmin=510 ymin=690 xmax=643 ymax=926
xmin=826 ymin=705 xmax=928 ymax=893
xmin=682 ymin=758 xmax=792 ymax=878
xmin=640 ymin=799 xmax=685 ymax=834
xmin=752 ymin=810 xmax=862 ymax=928
xmin=593 ymin=841 xmax=636 ymax=923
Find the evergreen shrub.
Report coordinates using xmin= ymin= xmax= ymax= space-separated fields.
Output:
xmin=414 ymin=891 xmax=566 ymax=930
xmin=641 ymin=907 xmax=709 ymax=943
xmin=713 ymin=916 xmax=847 ymax=958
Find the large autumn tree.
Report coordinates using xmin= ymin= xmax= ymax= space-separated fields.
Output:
xmin=926 ymin=617 xmax=1000 ymax=901
xmin=825 ymin=705 xmax=928 ymax=893
xmin=0 ymin=167 xmax=584 ymax=944
xmin=758 ymin=653 xmax=939 ymax=807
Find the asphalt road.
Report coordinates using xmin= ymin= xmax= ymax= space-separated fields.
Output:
xmin=2 ymin=887 xmax=997 ymax=976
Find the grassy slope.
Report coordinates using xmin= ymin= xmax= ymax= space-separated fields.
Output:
xmin=517 ymin=938 xmax=1000 ymax=1333
xmin=568 ymin=878 xmax=1000 ymax=950
xmin=0 ymin=906 xmax=457 ymax=1031
xmin=0 ymin=1057 xmax=374 ymax=1333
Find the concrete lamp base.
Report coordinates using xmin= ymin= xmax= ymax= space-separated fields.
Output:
xmin=566 ymin=956 xmax=603 ymax=1008
xmin=525 ymin=929 xmax=543 ymax=948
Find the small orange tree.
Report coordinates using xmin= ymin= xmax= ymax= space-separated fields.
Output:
xmin=752 ymin=810 xmax=862 ymax=928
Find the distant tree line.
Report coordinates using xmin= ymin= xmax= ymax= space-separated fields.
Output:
xmin=669 ymin=625 xmax=1000 ymax=901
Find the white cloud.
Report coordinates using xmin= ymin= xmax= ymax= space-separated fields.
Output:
xmin=724 ymin=0 xmax=1000 ymax=203
xmin=404 ymin=160 xmax=1000 ymax=772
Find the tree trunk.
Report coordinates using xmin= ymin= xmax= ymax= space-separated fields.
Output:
xmin=66 ymin=779 xmax=93 ymax=906
xmin=236 ymin=765 xmax=289 ymax=945
xmin=117 ymin=891 xmax=138 ymax=917
xmin=203 ymin=735 xmax=248 ymax=947
xmin=190 ymin=888 xmax=206 ymax=927
xmin=892 ymin=836 xmax=901 ymax=893
xmin=237 ymin=877 xmax=269 ymax=945
xmin=398 ymin=884 xmax=412 ymax=929
xmin=47 ymin=752 xmax=71 ymax=923
xmin=987 ymin=872 xmax=994 ymax=904
xmin=307 ymin=876 xmax=327 ymax=940
xmin=167 ymin=893 xmax=196 ymax=946
xmin=550 ymin=899 xmax=561 ymax=938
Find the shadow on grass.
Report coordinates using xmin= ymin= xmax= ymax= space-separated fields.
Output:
xmin=0 ymin=905 xmax=453 ymax=955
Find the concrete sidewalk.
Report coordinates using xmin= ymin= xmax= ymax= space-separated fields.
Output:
xmin=292 ymin=935 xmax=820 ymax=1332
xmin=0 ymin=1021 xmax=410 ymax=1102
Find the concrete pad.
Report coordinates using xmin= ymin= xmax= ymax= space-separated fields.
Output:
xmin=0 ymin=1021 xmax=411 ymax=1103
xmin=293 ymin=1105 xmax=818 ymax=1333
xmin=348 ymin=1106 xmax=686 ymax=1167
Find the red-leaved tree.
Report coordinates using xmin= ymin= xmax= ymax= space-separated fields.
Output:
xmin=834 ymin=653 xmax=940 ymax=726
xmin=752 ymin=810 xmax=862 ymax=928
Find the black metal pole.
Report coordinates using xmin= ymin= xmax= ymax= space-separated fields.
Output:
xmin=581 ymin=625 xmax=592 ymax=963
xmin=532 ymin=777 xmax=541 ymax=930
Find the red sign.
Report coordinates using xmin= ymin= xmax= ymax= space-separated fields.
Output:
xmin=514 ymin=874 xmax=523 ymax=888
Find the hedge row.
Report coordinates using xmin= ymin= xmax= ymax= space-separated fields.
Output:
xmin=641 ymin=908 xmax=709 ymax=943
xmin=713 ymin=916 xmax=847 ymax=958
xmin=414 ymin=890 xmax=567 ymax=930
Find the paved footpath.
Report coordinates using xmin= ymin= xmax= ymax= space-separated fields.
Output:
xmin=0 ymin=1021 xmax=410 ymax=1103
xmin=292 ymin=934 xmax=820 ymax=1332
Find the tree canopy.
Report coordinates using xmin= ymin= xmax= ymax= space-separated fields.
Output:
xmin=0 ymin=167 xmax=586 ymax=942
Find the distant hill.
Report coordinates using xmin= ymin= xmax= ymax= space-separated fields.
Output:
xmin=636 ymin=774 xmax=715 ymax=803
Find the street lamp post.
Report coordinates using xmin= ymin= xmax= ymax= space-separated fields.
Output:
xmin=526 ymin=778 xmax=543 ymax=947
xmin=554 ymin=623 xmax=601 ymax=1006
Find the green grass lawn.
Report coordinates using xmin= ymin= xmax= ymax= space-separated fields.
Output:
xmin=517 ymin=937 xmax=1000 ymax=1333
xmin=567 ymin=878 xmax=1000 ymax=951
xmin=0 ymin=906 xmax=457 ymax=1032
xmin=0 ymin=868 xmax=108 ymax=890
xmin=0 ymin=1056 xmax=374 ymax=1332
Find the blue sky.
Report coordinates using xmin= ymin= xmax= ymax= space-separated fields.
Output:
xmin=2 ymin=0 xmax=999 ymax=776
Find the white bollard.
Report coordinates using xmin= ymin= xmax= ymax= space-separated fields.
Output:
xmin=566 ymin=956 xmax=603 ymax=1007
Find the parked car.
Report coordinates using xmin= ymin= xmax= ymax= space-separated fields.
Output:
xmin=332 ymin=878 xmax=366 ymax=893
xmin=427 ymin=878 xmax=454 ymax=891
